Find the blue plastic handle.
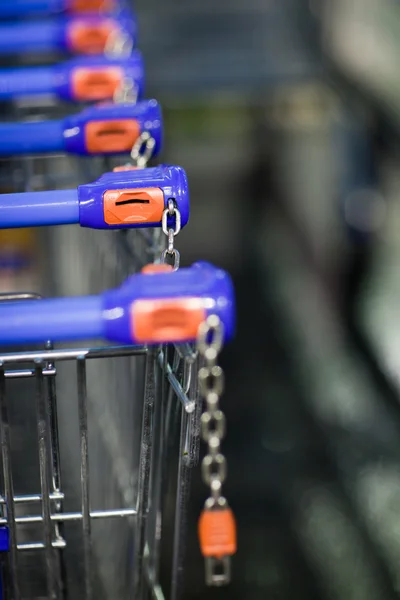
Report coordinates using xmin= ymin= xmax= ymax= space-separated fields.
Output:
xmin=0 ymin=296 xmax=103 ymax=345
xmin=0 ymin=14 xmax=135 ymax=57
xmin=0 ymin=54 xmax=144 ymax=102
xmin=0 ymin=21 xmax=65 ymax=55
xmin=0 ymin=100 xmax=163 ymax=157
xmin=0 ymin=0 xmax=125 ymax=17
xmin=0 ymin=66 xmax=55 ymax=100
xmin=0 ymin=263 xmax=235 ymax=346
xmin=0 ymin=165 xmax=189 ymax=230
xmin=0 ymin=190 xmax=79 ymax=228
xmin=0 ymin=0 xmax=65 ymax=18
xmin=0 ymin=121 xmax=65 ymax=155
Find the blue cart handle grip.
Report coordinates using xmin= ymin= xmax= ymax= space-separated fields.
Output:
xmin=0 ymin=54 xmax=143 ymax=103
xmin=0 ymin=165 xmax=189 ymax=230
xmin=0 ymin=263 xmax=235 ymax=346
xmin=0 ymin=14 xmax=135 ymax=57
xmin=0 ymin=100 xmax=162 ymax=157
xmin=0 ymin=0 xmax=117 ymax=18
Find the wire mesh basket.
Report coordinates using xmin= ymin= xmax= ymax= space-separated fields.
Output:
xmin=0 ymin=89 xmax=203 ymax=600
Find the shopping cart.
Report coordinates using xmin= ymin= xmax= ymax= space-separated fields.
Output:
xmin=0 ymin=3 xmax=237 ymax=598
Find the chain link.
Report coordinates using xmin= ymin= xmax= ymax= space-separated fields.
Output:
xmin=113 ymin=76 xmax=138 ymax=104
xmin=131 ymin=132 xmax=156 ymax=169
xmin=105 ymin=29 xmax=133 ymax=58
xmin=197 ymin=315 xmax=228 ymax=507
xmin=160 ymin=199 xmax=181 ymax=270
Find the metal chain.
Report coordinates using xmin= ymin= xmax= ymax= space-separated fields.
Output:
xmin=131 ymin=132 xmax=156 ymax=169
xmin=197 ymin=315 xmax=227 ymax=509
xmin=105 ymin=29 xmax=133 ymax=58
xmin=114 ymin=131 xmax=156 ymax=172
xmin=197 ymin=315 xmax=233 ymax=586
xmin=113 ymin=77 xmax=138 ymax=105
xmin=161 ymin=199 xmax=181 ymax=270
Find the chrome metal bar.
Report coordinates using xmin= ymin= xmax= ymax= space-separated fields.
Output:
xmin=171 ymin=354 xmax=200 ymax=600
xmin=0 ymin=346 xmax=147 ymax=365
xmin=0 ymin=293 xmax=42 ymax=302
xmin=18 ymin=539 xmax=66 ymax=552
xmin=45 ymin=344 xmax=65 ymax=598
xmin=0 ymin=366 xmax=20 ymax=600
xmin=170 ymin=407 xmax=192 ymax=600
xmin=77 ymin=357 xmax=92 ymax=600
xmin=144 ymin=563 xmax=166 ymax=600
xmin=0 ymin=508 xmax=136 ymax=526
xmin=4 ymin=368 xmax=56 ymax=379
xmin=146 ymin=347 xmax=168 ymax=585
xmin=35 ymin=361 xmax=57 ymax=599
xmin=44 ymin=359 xmax=62 ymax=500
xmin=0 ymin=493 xmax=64 ymax=504
xmin=134 ymin=348 xmax=156 ymax=599
xmin=158 ymin=352 xmax=195 ymax=414
xmin=174 ymin=344 xmax=197 ymax=364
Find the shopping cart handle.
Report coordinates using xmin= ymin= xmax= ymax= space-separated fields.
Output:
xmin=0 ymin=13 xmax=135 ymax=57
xmin=0 ymin=165 xmax=189 ymax=229
xmin=0 ymin=263 xmax=235 ymax=346
xmin=0 ymin=54 xmax=143 ymax=102
xmin=0 ymin=0 xmax=117 ymax=17
xmin=0 ymin=100 xmax=162 ymax=156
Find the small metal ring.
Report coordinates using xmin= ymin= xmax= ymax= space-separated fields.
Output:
xmin=201 ymin=453 xmax=227 ymax=486
xmin=197 ymin=315 xmax=224 ymax=356
xmin=161 ymin=248 xmax=180 ymax=271
xmin=168 ymin=198 xmax=175 ymax=215
xmin=205 ymin=496 xmax=228 ymax=510
xmin=167 ymin=229 xmax=174 ymax=253
xmin=131 ymin=132 xmax=156 ymax=168
xmin=113 ymin=77 xmax=137 ymax=104
xmin=198 ymin=365 xmax=224 ymax=398
xmin=105 ymin=30 xmax=133 ymax=58
xmin=162 ymin=204 xmax=181 ymax=236
xmin=201 ymin=410 xmax=226 ymax=441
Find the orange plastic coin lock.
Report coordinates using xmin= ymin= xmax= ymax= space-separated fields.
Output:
xmin=71 ymin=67 xmax=124 ymax=102
xmin=103 ymin=187 xmax=164 ymax=226
xmin=131 ymin=297 xmax=206 ymax=344
xmin=112 ymin=166 xmax=139 ymax=172
xmin=198 ymin=508 xmax=237 ymax=559
xmin=68 ymin=20 xmax=119 ymax=55
xmin=85 ymin=119 xmax=140 ymax=154
xmin=70 ymin=0 xmax=114 ymax=13
xmin=141 ymin=264 xmax=174 ymax=275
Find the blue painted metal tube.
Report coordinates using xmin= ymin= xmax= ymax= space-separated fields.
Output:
xmin=0 ymin=121 xmax=65 ymax=156
xmin=0 ymin=0 xmax=64 ymax=18
xmin=0 ymin=190 xmax=79 ymax=228
xmin=0 ymin=296 xmax=103 ymax=345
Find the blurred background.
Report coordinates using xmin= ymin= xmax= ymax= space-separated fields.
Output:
xmin=134 ymin=1 xmax=400 ymax=598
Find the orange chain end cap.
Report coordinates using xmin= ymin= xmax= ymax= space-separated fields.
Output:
xmin=198 ymin=507 xmax=237 ymax=559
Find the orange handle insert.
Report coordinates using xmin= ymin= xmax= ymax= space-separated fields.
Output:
xmin=68 ymin=20 xmax=119 ymax=55
xmin=198 ymin=507 xmax=237 ymax=559
xmin=70 ymin=0 xmax=114 ymax=13
xmin=85 ymin=119 xmax=140 ymax=154
xmin=132 ymin=297 xmax=206 ymax=344
xmin=71 ymin=67 xmax=124 ymax=102
xmin=103 ymin=186 xmax=164 ymax=226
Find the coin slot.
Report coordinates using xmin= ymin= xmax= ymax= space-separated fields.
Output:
xmin=85 ymin=119 xmax=140 ymax=154
xmin=115 ymin=199 xmax=150 ymax=206
xmin=72 ymin=67 xmax=124 ymax=102
xmin=103 ymin=187 xmax=164 ymax=225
